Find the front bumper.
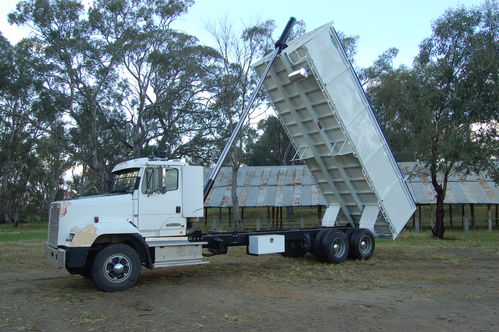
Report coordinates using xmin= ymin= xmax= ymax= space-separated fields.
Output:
xmin=46 ymin=243 xmax=66 ymax=269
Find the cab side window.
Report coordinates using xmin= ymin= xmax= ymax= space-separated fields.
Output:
xmin=163 ymin=168 xmax=178 ymax=191
xmin=141 ymin=167 xmax=178 ymax=195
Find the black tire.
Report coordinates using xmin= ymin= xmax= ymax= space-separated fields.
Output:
xmin=281 ymin=241 xmax=306 ymax=258
xmin=345 ymin=227 xmax=356 ymax=240
xmin=321 ymin=231 xmax=349 ymax=264
xmin=91 ymin=244 xmax=141 ymax=292
xmin=349 ymin=228 xmax=375 ymax=260
xmin=345 ymin=227 xmax=357 ymax=259
xmin=313 ymin=229 xmax=329 ymax=262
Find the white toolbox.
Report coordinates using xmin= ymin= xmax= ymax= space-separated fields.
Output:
xmin=248 ymin=235 xmax=285 ymax=255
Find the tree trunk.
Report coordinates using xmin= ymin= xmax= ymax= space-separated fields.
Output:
xmin=434 ymin=193 xmax=445 ymax=238
xmin=12 ymin=210 xmax=19 ymax=228
xmin=230 ymin=165 xmax=242 ymax=231
xmin=430 ymin=167 xmax=449 ymax=239
xmin=429 ymin=157 xmax=452 ymax=239
xmin=0 ymin=131 xmax=15 ymax=225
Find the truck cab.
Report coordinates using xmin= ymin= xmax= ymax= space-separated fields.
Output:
xmin=46 ymin=156 xmax=206 ymax=291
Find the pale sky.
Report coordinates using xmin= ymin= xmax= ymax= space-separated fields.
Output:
xmin=0 ymin=0 xmax=487 ymax=68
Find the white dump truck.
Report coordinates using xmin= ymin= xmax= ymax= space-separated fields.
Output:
xmin=46 ymin=19 xmax=415 ymax=291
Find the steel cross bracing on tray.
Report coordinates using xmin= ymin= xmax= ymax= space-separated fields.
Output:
xmin=252 ymin=23 xmax=416 ymax=239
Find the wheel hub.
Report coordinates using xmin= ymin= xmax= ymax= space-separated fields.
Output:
xmin=332 ymin=239 xmax=345 ymax=257
xmin=113 ymin=263 xmax=124 ymax=275
xmin=104 ymin=254 xmax=131 ymax=283
xmin=359 ymin=236 xmax=372 ymax=254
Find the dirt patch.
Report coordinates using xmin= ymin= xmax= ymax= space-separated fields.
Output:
xmin=0 ymin=243 xmax=498 ymax=332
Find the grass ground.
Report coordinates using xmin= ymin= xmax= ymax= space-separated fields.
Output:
xmin=0 ymin=224 xmax=497 ymax=274
xmin=0 ymin=224 xmax=498 ymax=332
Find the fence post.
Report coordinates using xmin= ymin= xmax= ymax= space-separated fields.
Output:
xmin=256 ymin=218 xmax=260 ymax=231
xmin=463 ymin=216 xmax=469 ymax=234
xmin=415 ymin=205 xmax=422 ymax=232
xmin=448 ymin=204 xmax=453 ymax=227
xmin=212 ymin=218 xmax=218 ymax=230
xmin=300 ymin=217 xmax=304 ymax=228
xmin=461 ymin=204 xmax=465 ymax=228
xmin=487 ymin=204 xmax=492 ymax=232
xmin=470 ymin=204 xmax=475 ymax=229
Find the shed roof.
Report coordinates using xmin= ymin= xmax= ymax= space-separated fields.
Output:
xmin=203 ymin=163 xmax=498 ymax=207
xmin=398 ymin=162 xmax=498 ymax=205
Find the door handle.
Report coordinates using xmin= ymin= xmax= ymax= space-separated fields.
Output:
xmin=176 ymin=206 xmax=181 ymax=213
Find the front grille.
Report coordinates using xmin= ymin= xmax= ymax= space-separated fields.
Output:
xmin=47 ymin=203 xmax=60 ymax=247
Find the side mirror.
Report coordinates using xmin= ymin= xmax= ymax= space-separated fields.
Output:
xmin=146 ymin=167 xmax=164 ymax=195
xmin=153 ymin=167 xmax=165 ymax=194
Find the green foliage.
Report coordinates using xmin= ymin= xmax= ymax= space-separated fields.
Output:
xmin=0 ymin=31 xmax=68 ymax=225
xmin=365 ymin=0 xmax=498 ymax=238
xmin=246 ymin=116 xmax=297 ymax=166
xmin=8 ymin=0 xmax=220 ymax=195
xmin=89 ymin=0 xmax=219 ymax=163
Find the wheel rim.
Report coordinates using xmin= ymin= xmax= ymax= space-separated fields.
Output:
xmin=358 ymin=235 xmax=373 ymax=255
xmin=331 ymin=238 xmax=346 ymax=257
xmin=103 ymin=254 xmax=132 ymax=283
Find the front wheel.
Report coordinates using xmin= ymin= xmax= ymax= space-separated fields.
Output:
xmin=91 ymin=244 xmax=141 ymax=292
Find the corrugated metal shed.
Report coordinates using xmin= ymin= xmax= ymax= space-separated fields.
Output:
xmin=203 ymin=166 xmax=326 ymax=207
xmin=204 ymin=163 xmax=498 ymax=207
xmin=398 ymin=162 xmax=498 ymax=204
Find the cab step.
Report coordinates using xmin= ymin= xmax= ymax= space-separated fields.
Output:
xmin=153 ymin=259 xmax=209 ymax=268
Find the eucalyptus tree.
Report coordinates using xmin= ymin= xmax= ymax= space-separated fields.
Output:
xmin=412 ymin=1 xmax=498 ymax=238
xmin=0 ymin=33 xmax=68 ymax=224
xmin=9 ymin=0 xmax=130 ymax=191
xmin=365 ymin=1 xmax=498 ymax=238
xmin=361 ymin=48 xmax=421 ymax=162
xmin=206 ymin=19 xmax=276 ymax=229
xmin=9 ymin=0 xmax=219 ymax=194
xmin=89 ymin=0 xmax=220 ymax=161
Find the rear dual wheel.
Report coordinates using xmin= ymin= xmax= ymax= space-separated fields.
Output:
xmin=312 ymin=229 xmax=329 ymax=262
xmin=313 ymin=228 xmax=375 ymax=263
xmin=321 ymin=231 xmax=349 ymax=264
xmin=349 ymin=229 xmax=375 ymax=260
xmin=313 ymin=230 xmax=349 ymax=264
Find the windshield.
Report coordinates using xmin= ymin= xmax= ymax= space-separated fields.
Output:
xmin=105 ymin=168 xmax=140 ymax=194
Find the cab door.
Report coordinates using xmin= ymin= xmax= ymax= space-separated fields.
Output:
xmin=138 ymin=166 xmax=186 ymax=237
